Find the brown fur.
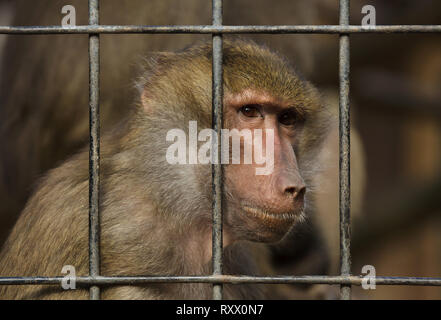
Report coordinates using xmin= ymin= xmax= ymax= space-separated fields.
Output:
xmin=0 ymin=0 xmax=329 ymax=240
xmin=0 ymin=39 xmax=329 ymax=299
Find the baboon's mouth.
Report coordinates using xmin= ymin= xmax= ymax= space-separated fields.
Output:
xmin=241 ymin=205 xmax=300 ymax=222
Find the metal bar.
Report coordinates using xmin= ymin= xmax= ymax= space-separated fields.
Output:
xmin=1 ymin=275 xmax=441 ymax=286
xmin=88 ymin=0 xmax=101 ymax=301
xmin=339 ymin=0 xmax=351 ymax=300
xmin=211 ymin=0 xmax=223 ymax=301
xmin=1 ymin=25 xmax=441 ymax=34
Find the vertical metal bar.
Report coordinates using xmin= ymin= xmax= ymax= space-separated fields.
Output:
xmin=212 ymin=0 xmax=224 ymax=300
xmin=339 ymin=0 xmax=352 ymax=300
xmin=88 ymin=0 xmax=101 ymax=300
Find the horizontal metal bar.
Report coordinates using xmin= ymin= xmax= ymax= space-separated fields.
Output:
xmin=1 ymin=25 xmax=441 ymax=35
xmin=1 ymin=276 xmax=441 ymax=286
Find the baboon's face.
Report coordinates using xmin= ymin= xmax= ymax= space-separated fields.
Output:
xmin=142 ymin=40 xmax=325 ymax=243
xmin=223 ymin=89 xmax=307 ymax=243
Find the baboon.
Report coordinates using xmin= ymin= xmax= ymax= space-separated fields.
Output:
xmin=0 ymin=39 xmax=330 ymax=299
xmin=0 ymin=0 xmax=366 ymax=299
xmin=0 ymin=0 xmax=337 ymax=242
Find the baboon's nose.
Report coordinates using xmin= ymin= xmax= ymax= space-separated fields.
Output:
xmin=278 ymin=172 xmax=306 ymax=201
xmin=285 ymin=185 xmax=306 ymax=201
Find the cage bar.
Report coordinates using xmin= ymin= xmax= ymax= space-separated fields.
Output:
xmin=2 ymin=275 xmax=441 ymax=286
xmin=211 ymin=0 xmax=224 ymax=301
xmin=2 ymin=25 xmax=441 ymax=34
xmin=88 ymin=0 xmax=101 ymax=301
xmin=339 ymin=0 xmax=352 ymax=300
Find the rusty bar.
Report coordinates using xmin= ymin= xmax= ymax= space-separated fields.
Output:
xmin=211 ymin=0 xmax=224 ymax=301
xmin=88 ymin=0 xmax=101 ymax=301
xmin=1 ymin=275 xmax=441 ymax=286
xmin=1 ymin=25 xmax=441 ymax=34
xmin=339 ymin=0 xmax=351 ymax=300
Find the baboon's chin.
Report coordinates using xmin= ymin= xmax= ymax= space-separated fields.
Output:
xmin=243 ymin=226 xmax=293 ymax=244
xmin=226 ymin=209 xmax=300 ymax=243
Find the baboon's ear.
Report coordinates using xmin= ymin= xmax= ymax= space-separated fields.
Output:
xmin=136 ymin=52 xmax=175 ymax=113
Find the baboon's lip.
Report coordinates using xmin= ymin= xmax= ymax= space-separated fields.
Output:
xmin=241 ymin=205 xmax=298 ymax=222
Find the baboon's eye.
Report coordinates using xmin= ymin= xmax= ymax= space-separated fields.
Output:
xmin=239 ymin=104 xmax=262 ymax=118
xmin=279 ymin=110 xmax=300 ymax=126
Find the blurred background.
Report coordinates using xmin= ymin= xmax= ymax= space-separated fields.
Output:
xmin=0 ymin=0 xmax=440 ymax=299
